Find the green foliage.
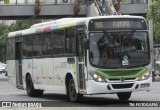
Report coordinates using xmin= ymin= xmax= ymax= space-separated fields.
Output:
xmin=0 ymin=19 xmax=42 ymax=62
xmin=4 ymin=0 xmax=9 ymax=4
xmin=147 ymin=0 xmax=160 ymax=41
xmin=0 ymin=23 xmax=8 ymax=62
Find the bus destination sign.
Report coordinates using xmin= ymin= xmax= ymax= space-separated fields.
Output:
xmin=89 ymin=18 xmax=147 ymax=31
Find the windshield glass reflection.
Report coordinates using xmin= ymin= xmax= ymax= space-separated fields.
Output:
xmin=89 ymin=31 xmax=150 ymax=68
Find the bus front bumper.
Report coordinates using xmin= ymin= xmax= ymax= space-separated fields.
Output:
xmin=86 ymin=77 xmax=152 ymax=95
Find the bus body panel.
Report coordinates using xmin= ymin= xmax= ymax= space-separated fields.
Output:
xmin=22 ymin=57 xmax=79 ymax=93
xmin=7 ymin=60 xmax=17 ymax=87
xmin=52 ymin=57 xmax=79 ymax=93
xmin=86 ymin=77 xmax=152 ymax=94
xmin=32 ymin=58 xmax=53 ymax=90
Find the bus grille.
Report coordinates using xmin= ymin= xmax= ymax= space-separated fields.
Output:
xmin=111 ymin=83 xmax=133 ymax=89
xmin=108 ymin=78 xmax=136 ymax=81
xmin=105 ymin=70 xmax=140 ymax=76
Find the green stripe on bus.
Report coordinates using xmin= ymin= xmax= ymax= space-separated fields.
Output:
xmin=95 ymin=67 xmax=147 ymax=79
xmin=72 ymin=64 xmax=76 ymax=74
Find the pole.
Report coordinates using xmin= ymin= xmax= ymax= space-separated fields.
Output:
xmin=148 ymin=0 xmax=154 ymax=80
xmin=148 ymin=0 xmax=153 ymax=44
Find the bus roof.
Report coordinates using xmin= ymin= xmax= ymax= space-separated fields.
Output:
xmin=8 ymin=18 xmax=86 ymax=38
xmin=8 ymin=30 xmax=23 ymax=38
xmin=30 ymin=18 xmax=85 ymax=28
xmin=8 ymin=15 xmax=145 ymax=38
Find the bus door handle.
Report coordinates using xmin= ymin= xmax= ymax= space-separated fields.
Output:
xmin=67 ymin=58 xmax=75 ymax=64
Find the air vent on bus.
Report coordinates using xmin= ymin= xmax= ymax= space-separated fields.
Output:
xmin=111 ymin=83 xmax=133 ymax=89
xmin=108 ymin=78 xmax=135 ymax=81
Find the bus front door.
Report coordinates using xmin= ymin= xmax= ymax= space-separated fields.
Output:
xmin=77 ymin=33 xmax=86 ymax=91
xmin=15 ymin=42 xmax=23 ymax=89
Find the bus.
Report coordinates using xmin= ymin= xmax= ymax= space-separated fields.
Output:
xmin=7 ymin=15 xmax=152 ymax=101
xmin=153 ymin=44 xmax=160 ymax=81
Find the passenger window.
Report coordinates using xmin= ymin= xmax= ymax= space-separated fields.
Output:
xmin=33 ymin=35 xmax=42 ymax=57
xmin=65 ymin=28 xmax=75 ymax=55
xmin=52 ymin=30 xmax=64 ymax=55
xmin=23 ymin=36 xmax=32 ymax=58
xmin=7 ymin=38 xmax=15 ymax=60
xmin=42 ymin=33 xmax=52 ymax=56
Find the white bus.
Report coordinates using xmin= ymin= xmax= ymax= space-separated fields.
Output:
xmin=7 ymin=15 xmax=152 ymax=101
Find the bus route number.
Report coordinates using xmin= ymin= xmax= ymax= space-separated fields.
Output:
xmin=95 ymin=22 xmax=103 ymax=29
xmin=113 ymin=21 xmax=130 ymax=28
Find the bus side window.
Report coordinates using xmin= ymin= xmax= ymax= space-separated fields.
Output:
xmin=23 ymin=36 xmax=32 ymax=58
xmin=33 ymin=35 xmax=42 ymax=57
xmin=7 ymin=38 xmax=15 ymax=60
xmin=65 ymin=28 xmax=76 ymax=55
xmin=42 ymin=33 xmax=52 ymax=56
xmin=52 ymin=30 xmax=64 ymax=55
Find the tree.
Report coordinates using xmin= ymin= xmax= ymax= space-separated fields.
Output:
xmin=0 ymin=19 xmax=42 ymax=62
xmin=0 ymin=23 xmax=8 ymax=62
xmin=0 ymin=0 xmax=9 ymax=4
xmin=147 ymin=0 xmax=160 ymax=42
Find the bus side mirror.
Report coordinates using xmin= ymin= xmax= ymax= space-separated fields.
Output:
xmin=83 ymin=38 xmax=89 ymax=50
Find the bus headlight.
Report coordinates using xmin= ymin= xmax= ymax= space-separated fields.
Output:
xmin=89 ymin=72 xmax=106 ymax=82
xmin=138 ymin=71 xmax=151 ymax=81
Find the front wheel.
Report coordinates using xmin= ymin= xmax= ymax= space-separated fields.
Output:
xmin=68 ymin=78 xmax=83 ymax=102
xmin=26 ymin=75 xmax=43 ymax=97
xmin=117 ymin=92 xmax=131 ymax=101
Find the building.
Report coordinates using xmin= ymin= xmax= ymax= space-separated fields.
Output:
xmin=119 ymin=0 xmax=148 ymax=16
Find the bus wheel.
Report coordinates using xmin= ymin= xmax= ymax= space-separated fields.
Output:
xmin=26 ymin=75 xmax=43 ymax=97
xmin=35 ymin=89 xmax=43 ymax=97
xmin=68 ymin=78 xmax=83 ymax=102
xmin=117 ymin=92 xmax=131 ymax=101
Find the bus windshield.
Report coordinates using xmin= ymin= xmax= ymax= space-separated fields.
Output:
xmin=89 ymin=31 xmax=150 ymax=68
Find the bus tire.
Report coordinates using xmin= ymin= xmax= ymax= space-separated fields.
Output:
xmin=68 ymin=78 xmax=83 ymax=102
xmin=117 ymin=92 xmax=131 ymax=101
xmin=35 ymin=89 xmax=44 ymax=97
xmin=26 ymin=75 xmax=43 ymax=97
